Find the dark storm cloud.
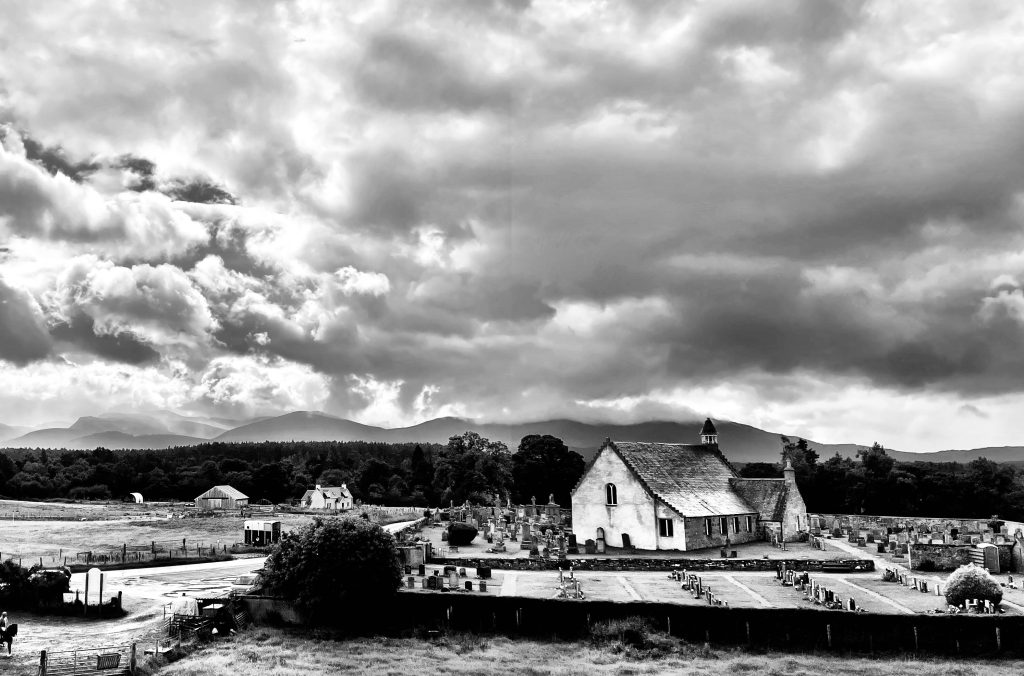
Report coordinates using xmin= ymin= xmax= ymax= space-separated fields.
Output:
xmin=50 ymin=314 xmax=160 ymax=365
xmin=8 ymin=0 xmax=1024 ymax=438
xmin=0 ymin=278 xmax=52 ymax=364
xmin=354 ymin=30 xmax=521 ymax=114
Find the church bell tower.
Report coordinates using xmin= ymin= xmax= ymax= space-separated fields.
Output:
xmin=700 ymin=418 xmax=719 ymax=446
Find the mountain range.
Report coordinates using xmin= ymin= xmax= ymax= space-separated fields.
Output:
xmin=1 ymin=410 xmax=1023 ymax=465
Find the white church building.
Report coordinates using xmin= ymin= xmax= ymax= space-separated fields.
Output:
xmin=571 ymin=419 xmax=807 ymax=551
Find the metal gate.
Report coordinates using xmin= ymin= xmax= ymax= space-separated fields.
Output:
xmin=38 ymin=643 xmax=135 ymax=676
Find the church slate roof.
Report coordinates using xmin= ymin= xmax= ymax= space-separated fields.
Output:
xmin=729 ymin=478 xmax=789 ymax=522
xmin=607 ymin=441 xmax=756 ymax=518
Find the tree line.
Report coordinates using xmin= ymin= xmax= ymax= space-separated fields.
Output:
xmin=741 ymin=437 xmax=1024 ymax=521
xmin=0 ymin=432 xmax=585 ymax=508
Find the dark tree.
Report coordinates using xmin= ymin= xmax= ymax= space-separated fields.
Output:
xmin=433 ymin=432 xmax=512 ymax=505
xmin=738 ymin=462 xmax=779 ymax=478
xmin=260 ymin=517 xmax=402 ymax=622
xmin=512 ymin=434 xmax=585 ymax=506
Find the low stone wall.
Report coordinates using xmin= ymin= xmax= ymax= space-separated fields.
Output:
xmin=240 ymin=595 xmax=305 ymax=624
xmin=427 ymin=556 xmax=874 ymax=573
xmin=911 ymin=544 xmax=1013 ymax=572
xmin=242 ymin=592 xmax=1024 ymax=657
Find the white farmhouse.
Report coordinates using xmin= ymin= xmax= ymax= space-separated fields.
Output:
xmin=571 ymin=419 xmax=807 ymax=551
xmin=299 ymin=484 xmax=354 ymax=510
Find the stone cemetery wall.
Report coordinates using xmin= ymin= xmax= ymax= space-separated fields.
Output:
xmin=809 ymin=513 xmax=989 ymax=534
xmin=911 ymin=544 xmax=1013 ymax=572
xmin=427 ymin=556 xmax=874 ymax=573
xmin=245 ymin=592 xmax=1024 ymax=657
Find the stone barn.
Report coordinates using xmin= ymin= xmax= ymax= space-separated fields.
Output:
xmin=195 ymin=485 xmax=249 ymax=510
xmin=571 ymin=418 xmax=808 ymax=552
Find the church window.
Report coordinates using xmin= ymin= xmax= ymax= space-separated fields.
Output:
xmin=733 ymin=517 xmax=740 ymax=533
xmin=719 ymin=517 xmax=728 ymax=534
xmin=745 ymin=516 xmax=753 ymax=533
xmin=704 ymin=518 xmax=712 ymax=536
xmin=605 ymin=483 xmax=617 ymax=505
xmin=658 ymin=518 xmax=673 ymax=537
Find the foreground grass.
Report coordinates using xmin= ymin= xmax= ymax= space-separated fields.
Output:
xmin=149 ymin=628 xmax=1024 ymax=676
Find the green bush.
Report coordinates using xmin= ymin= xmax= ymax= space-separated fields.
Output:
xmin=447 ymin=522 xmax=478 ymax=546
xmin=944 ymin=563 xmax=1003 ymax=607
xmin=260 ymin=517 xmax=402 ymax=623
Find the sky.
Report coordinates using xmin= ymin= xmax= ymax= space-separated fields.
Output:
xmin=2 ymin=0 xmax=1024 ymax=452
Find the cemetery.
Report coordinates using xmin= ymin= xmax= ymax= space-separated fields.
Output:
xmin=808 ymin=512 xmax=1024 ymax=574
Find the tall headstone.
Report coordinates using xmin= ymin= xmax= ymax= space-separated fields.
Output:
xmin=86 ymin=567 xmax=103 ymax=606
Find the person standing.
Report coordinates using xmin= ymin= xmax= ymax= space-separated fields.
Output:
xmin=0 ymin=611 xmax=11 ymax=657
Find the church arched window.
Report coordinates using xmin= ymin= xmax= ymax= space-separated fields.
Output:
xmin=605 ymin=483 xmax=618 ymax=505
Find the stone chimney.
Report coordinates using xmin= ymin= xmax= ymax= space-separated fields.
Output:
xmin=315 ymin=484 xmax=322 ymax=490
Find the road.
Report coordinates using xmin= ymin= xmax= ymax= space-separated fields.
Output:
xmin=6 ymin=519 xmax=422 ymax=660
xmin=68 ymin=519 xmax=421 ymax=603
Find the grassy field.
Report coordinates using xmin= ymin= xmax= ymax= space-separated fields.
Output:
xmin=0 ymin=514 xmax=316 ymax=562
xmin=0 ymin=501 xmax=421 ymax=564
xmin=147 ymin=627 xmax=1024 ymax=676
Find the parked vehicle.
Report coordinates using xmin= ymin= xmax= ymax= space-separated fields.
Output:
xmin=229 ymin=572 xmax=262 ymax=596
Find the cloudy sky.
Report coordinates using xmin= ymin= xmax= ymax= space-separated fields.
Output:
xmin=3 ymin=1 xmax=1024 ymax=451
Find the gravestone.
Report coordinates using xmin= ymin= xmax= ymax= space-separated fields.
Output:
xmin=621 ymin=534 xmax=632 ymax=550
xmin=584 ymin=539 xmax=596 ymax=554
xmin=86 ymin=567 xmax=103 ymax=606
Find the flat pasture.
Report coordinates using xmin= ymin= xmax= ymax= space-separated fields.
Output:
xmin=0 ymin=514 xmax=314 ymax=561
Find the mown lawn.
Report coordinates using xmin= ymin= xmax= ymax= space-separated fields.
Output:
xmin=146 ymin=628 xmax=1024 ymax=676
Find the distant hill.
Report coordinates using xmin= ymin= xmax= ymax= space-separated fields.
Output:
xmin=213 ymin=411 xmax=386 ymax=443
xmin=0 ymin=422 xmax=30 ymax=443
xmin=70 ymin=431 xmax=207 ymax=450
xmin=887 ymin=446 xmax=1024 ymax=464
xmin=1 ymin=408 xmax=1022 ymax=465
xmin=214 ymin=413 xmax=873 ymax=464
xmin=5 ymin=427 xmax=87 ymax=449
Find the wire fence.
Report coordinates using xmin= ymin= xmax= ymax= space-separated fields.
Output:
xmin=3 ymin=538 xmax=249 ymax=570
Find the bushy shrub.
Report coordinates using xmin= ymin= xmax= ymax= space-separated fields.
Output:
xmin=261 ymin=517 xmax=402 ymax=623
xmin=447 ymin=522 xmax=478 ymax=546
xmin=944 ymin=563 xmax=1003 ymax=607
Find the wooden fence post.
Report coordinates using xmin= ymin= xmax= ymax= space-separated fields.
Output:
xmin=39 ymin=650 xmax=47 ymax=676
xmin=130 ymin=642 xmax=137 ymax=674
